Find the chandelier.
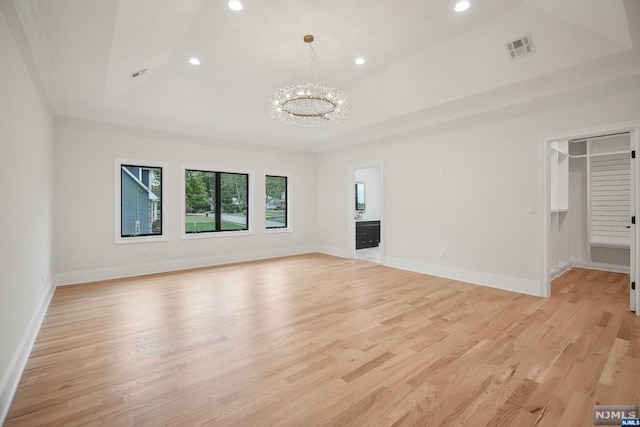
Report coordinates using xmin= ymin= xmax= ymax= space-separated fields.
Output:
xmin=269 ymin=35 xmax=348 ymax=127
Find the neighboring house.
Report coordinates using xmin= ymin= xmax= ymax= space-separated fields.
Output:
xmin=265 ymin=193 xmax=285 ymax=210
xmin=121 ymin=166 xmax=160 ymax=236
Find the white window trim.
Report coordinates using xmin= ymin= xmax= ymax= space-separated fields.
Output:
xmin=264 ymin=172 xmax=292 ymax=233
xmin=181 ymin=163 xmax=254 ymax=240
xmin=114 ymin=158 xmax=168 ymax=244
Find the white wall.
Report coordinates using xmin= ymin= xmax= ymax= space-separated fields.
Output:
xmin=317 ymin=79 xmax=640 ymax=296
xmin=354 ymin=166 xmax=381 ymax=221
xmin=0 ymin=3 xmax=54 ymax=421
xmin=53 ymin=118 xmax=318 ymax=285
xmin=591 ymin=246 xmax=630 ymax=266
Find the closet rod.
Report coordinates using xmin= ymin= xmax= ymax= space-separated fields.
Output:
xmin=570 ymin=131 xmax=630 ymax=143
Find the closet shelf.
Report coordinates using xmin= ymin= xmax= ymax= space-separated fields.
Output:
xmin=589 ymin=238 xmax=630 ymax=248
xmin=589 ymin=150 xmax=630 ymax=158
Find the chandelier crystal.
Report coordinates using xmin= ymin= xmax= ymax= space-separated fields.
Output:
xmin=269 ymin=35 xmax=349 ymax=127
xmin=269 ymin=82 xmax=348 ymax=127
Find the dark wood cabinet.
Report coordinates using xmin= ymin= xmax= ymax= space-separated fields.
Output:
xmin=355 ymin=220 xmax=381 ymax=250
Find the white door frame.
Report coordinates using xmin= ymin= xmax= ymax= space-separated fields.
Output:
xmin=542 ymin=120 xmax=639 ymax=315
xmin=632 ymin=126 xmax=639 ymax=314
xmin=348 ymin=162 xmax=384 ymax=262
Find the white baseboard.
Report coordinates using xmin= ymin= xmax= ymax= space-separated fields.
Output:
xmin=316 ymin=245 xmax=352 ymax=259
xmin=54 ymin=246 xmax=317 ymax=286
xmin=570 ymin=261 xmax=630 ymax=274
xmin=0 ymin=280 xmax=55 ymax=425
xmin=384 ymin=257 xmax=542 ymax=297
xmin=550 ymin=263 xmax=572 ymax=281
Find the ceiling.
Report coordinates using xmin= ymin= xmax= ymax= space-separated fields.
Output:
xmin=9 ymin=0 xmax=640 ymax=151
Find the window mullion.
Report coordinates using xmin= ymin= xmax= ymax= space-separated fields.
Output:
xmin=215 ymin=172 xmax=222 ymax=230
xmin=284 ymin=177 xmax=288 ymax=228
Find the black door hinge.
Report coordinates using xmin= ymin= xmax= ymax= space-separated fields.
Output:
xmin=632 ymin=282 xmax=636 ymax=290
xmin=633 ymin=216 xmax=636 ymax=225
xmin=632 ymin=150 xmax=636 ymax=159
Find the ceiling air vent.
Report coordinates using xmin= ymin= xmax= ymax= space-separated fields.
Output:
xmin=505 ymin=34 xmax=535 ymax=60
xmin=130 ymin=68 xmax=148 ymax=79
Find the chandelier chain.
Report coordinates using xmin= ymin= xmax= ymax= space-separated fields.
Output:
xmin=308 ymin=43 xmax=320 ymax=83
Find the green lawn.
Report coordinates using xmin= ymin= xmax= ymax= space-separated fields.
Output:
xmin=185 ymin=214 xmax=246 ymax=232
xmin=266 ymin=209 xmax=285 ymax=223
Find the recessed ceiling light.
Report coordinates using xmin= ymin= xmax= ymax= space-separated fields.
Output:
xmin=189 ymin=57 xmax=200 ymax=65
xmin=355 ymin=57 xmax=366 ymax=65
xmin=454 ymin=1 xmax=470 ymax=12
xmin=228 ymin=0 xmax=243 ymax=11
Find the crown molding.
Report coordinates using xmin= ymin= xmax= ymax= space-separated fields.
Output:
xmin=316 ymin=53 xmax=640 ymax=152
xmin=55 ymin=115 xmax=318 ymax=156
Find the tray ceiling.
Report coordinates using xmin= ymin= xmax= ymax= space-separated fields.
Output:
xmin=9 ymin=0 xmax=640 ymax=150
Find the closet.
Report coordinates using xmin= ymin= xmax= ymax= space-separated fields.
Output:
xmin=549 ymin=140 xmax=569 ymax=277
xmin=549 ymin=133 xmax=632 ymax=279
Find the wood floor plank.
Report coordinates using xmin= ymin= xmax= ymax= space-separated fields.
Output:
xmin=5 ymin=255 xmax=640 ymax=426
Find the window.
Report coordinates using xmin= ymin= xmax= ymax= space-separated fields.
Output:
xmin=120 ymin=164 xmax=162 ymax=237
xmin=265 ymin=175 xmax=287 ymax=229
xmin=185 ymin=169 xmax=248 ymax=233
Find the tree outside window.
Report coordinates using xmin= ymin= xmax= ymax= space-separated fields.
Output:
xmin=185 ymin=169 xmax=248 ymax=233
xmin=266 ymin=175 xmax=287 ymax=229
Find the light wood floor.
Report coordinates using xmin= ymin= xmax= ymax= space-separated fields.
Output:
xmin=5 ymin=254 xmax=639 ymax=426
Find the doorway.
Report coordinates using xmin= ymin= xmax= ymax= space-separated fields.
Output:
xmin=350 ymin=164 xmax=383 ymax=264
xmin=543 ymin=122 xmax=639 ymax=315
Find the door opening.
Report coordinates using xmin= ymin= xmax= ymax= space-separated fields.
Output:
xmin=544 ymin=123 xmax=638 ymax=315
xmin=350 ymin=164 xmax=383 ymax=264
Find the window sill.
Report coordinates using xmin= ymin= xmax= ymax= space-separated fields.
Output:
xmin=115 ymin=235 xmax=168 ymax=245
xmin=181 ymin=230 xmax=254 ymax=240
xmin=264 ymin=227 xmax=292 ymax=234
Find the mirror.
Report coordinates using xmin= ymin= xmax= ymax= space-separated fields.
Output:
xmin=355 ymin=182 xmax=365 ymax=212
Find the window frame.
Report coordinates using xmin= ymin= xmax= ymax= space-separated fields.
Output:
xmin=264 ymin=173 xmax=292 ymax=233
xmin=114 ymin=158 xmax=168 ymax=244
xmin=181 ymin=164 xmax=253 ymax=239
